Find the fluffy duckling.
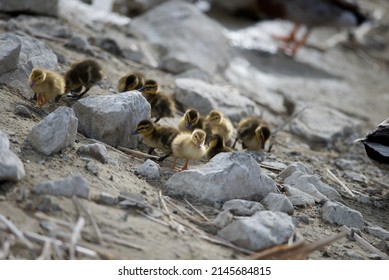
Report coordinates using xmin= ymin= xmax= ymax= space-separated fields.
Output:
xmin=28 ymin=68 xmax=66 ymax=108
xmin=172 ymin=129 xmax=207 ymax=170
xmin=139 ymin=80 xmax=176 ymax=123
xmin=117 ymin=72 xmax=145 ymax=92
xmin=131 ymin=119 xmax=179 ymax=161
xmin=64 ymin=59 xmax=104 ymax=99
xmin=205 ymin=110 xmax=234 ymax=144
xmin=178 ymin=108 xmax=206 ymax=132
xmin=234 ymin=116 xmax=271 ymax=151
xmin=206 ymin=134 xmax=234 ymax=161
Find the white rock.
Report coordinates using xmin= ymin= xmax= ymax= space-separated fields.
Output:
xmin=261 ymin=193 xmax=294 ymax=215
xmin=0 ymin=33 xmax=20 ymax=76
xmin=284 ymin=186 xmax=316 ymax=207
xmin=222 ymin=199 xmax=264 ymax=216
xmin=289 ymin=105 xmax=360 ymax=147
xmin=27 ymin=107 xmax=78 ymax=156
xmin=218 ymin=211 xmax=295 ymax=251
xmin=213 ymin=210 xmax=234 ymax=229
xmin=367 ymin=226 xmax=389 ymax=241
xmin=165 ymin=152 xmax=278 ymax=205
xmin=0 ymin=130 xmax=25 ymax=181
xmin=284 ymin=172 xmax=328 ymax=202
xmin=33 ymin=176 xmax=89 ymax=198
xmin=135 ymin=159 xmax=161 ymax=180
xmin=0 ymin=0 xmax=59 ymax=16
xmin=72 ymin=91 xmax=150 ymax=148
xmin=278 ymin=162 xmax=313 ymax=180
xmin=175 ymin=78 xmax=259 ymax=122
xmin=322 ymin=201 xmax=364 ymax=229
xmin=129 ymin=0 xmax=231 ymax=75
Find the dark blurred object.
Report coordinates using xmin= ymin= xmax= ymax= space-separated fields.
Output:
xmin=357 ymin=117 xmax=389 ymax=166
xmin=255 ymin=0 xmax=368 ymax=56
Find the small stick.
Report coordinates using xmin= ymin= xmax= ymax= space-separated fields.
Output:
xmin=138 ymin=211 xmax=170 ymax=227
xmin=72 ymin=197 xmax=104 ymax=245
xmin=117 ymin=146 xmax=160 ymax=160
xmin=102 ymin=235 xmax=143 ymax=251
xmin=165 ymin=198 xmax=195 ymax=220
xmin=69 ymin=217 xmax=86 ymax=260
xmin=326 ymin=169 xmax=355 ymax=198
xmin=52 ymin=243 xmax=65 ymax=260
xmin=0 ymin=236 xmax=13 ymax=259
xmin=24 ymin=231 xmax=97 ymax=258
xmin=259 ymin=163 xmax=285 ymax=172
xmin=36 ymin=240 xmax=52 ymax=260
xmin=159 ymin=191 xmax=173 ymax=222
xmin=35 ymin=212 xmax=73 ymax=228
xmin=200 ymin=235 xmax=254 ymax=255
xmin=184 ymin=199 xmax=210 ymax=222
xmin=0 ymin=214 xmax=34 ymax=249
xmin=339 ymin=225 xmax=389 ymax=260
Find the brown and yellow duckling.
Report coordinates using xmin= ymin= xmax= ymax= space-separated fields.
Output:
xmin=64 ymin=59 xmax=104 ymax=99
xmin=139 ymin=80 xmax=176 ymax=123
xmin=117 ymin=72 xmax=145 ymax=92
xmin=206 ymin=134 xmax=234 ymax=161
xmin=178 ymin=108 xmax=206 ymax=132
xmin=205 ymin=110 xmax=234 ymax=144
xmin=172 ymin=129 xmax=207 ymax=170
xmin=28 ymin=68 xmax=66 ymax=108
xmin=234 ymin=116 xmax=271 ymax=151
xmin=131 ymin=119 xmax=179 ymax=161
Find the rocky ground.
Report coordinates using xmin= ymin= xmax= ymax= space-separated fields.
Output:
xmin=0 ymin=0 xmax=388 ymax=260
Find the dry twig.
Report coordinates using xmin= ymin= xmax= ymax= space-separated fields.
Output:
xmin=117 ymin=146 xmax=160 ymax=160
xmin=69 ymin=217 xmax=86 ymax=260
xmin=326 ymin=169 xmax=355 ymax=198
xmin=36 ymin=240 xmax=52 ymax=260
xmin=0 ymin=214 xmax=33 ymax=249
xmin=184 ymin=199 xmax=210 ymax=222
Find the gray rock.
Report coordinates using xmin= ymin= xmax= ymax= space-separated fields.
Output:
xmin=129 ymin=0 xmax=231 ymax=75
xmin=367 ymin=226 xmax=389 ymax=240
xmin=27 ymin=107 xmax=78 ymax=156
xmin=177 ymin=69 xmax=212 ymax=83
xmin=165 ymin=152 xmax=278 ymax=205
xmin=72 ymin=91 xmax=150 ymax=148
xmin=335 ymin=159 xmax=359 ymax=171
xmin=135 ymin=159 xmax=160 ymax=180
xmin=222 ymin=199 xmax=264 ymax=216
xmin=322 ymin=201 xmax=364 ymax=229
xmin=356 ymin=193 xmax=373 ymax=205
xmin=0 ymin=33 xmax=58 ymax=99
xmin=0 ymin=130 xmax=25 ymax=181
xmin=175 ymin=78 xmax=259 ymax=122
xmin=284 ymin=185 xmax=316 ymax=207
xmin=213 ymin=210 xmax=234 ymax=229
xmin=289 ymin=106 xmax=359 ymax=147
xmin=261 ymin=193 xmax=294 ymax=215
xmin=86 ymin=161 xmax=99 ymax=176
xmin=95 ymin=192 xmax=119 ymax=205
xmin=0 ymin=33 xmax=21 ymax=76
xmin=64 ymin=35 xmax=93 ymax=55
xmin=278 ymin=162 xmax=313 ymax=180
xmin=33 ymin=176 xmax=89 ymax=198
xmin=0 ymin=0 xmax=59 ymax=16
xmin=310 ymin=176 xmax=344 ymax=202
xmin=344 ymin=170 xmax=368 ymax=184
xmin=218 ymin=211 xmax=295 ymax=251
xmin=284 ymin=172 xmax=328 ymax=202
xmin=77 ymin=143 xmax=109 ymax=163
xmin=14 ymin=105 xmax=32 ymax=118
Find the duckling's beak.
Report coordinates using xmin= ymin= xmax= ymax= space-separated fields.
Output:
xmin=131 ymin=130 xmax=139 ymax=135
xmin=29 ymin=80 xmax=35 ymax=87
xmin=186 ymin=123 xmax=191 ymax=129
xmin=138 ymin=87 xmax=144 ymax=92
xmin=196 ymin=142 xmax=202 ymax=149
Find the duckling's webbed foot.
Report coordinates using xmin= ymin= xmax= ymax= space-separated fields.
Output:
xmin=67 ymin=87 xmax=90 ymax=100
xmin=147 ymin=148 xmax=155 ymax=155
xmin=232 ymin=137 xmax=239 ymax=148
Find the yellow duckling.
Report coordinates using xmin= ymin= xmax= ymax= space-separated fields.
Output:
xmin=28 ymin=68 xmax=65 ymax=108
xmin=205 ymin=134 xmax=234 ymax=161
xmin=172 ymin=129 xmax=207 ymax=170
xmin=131 ymin=119 xmax=179 ymax=161
xmin=178 ymin=108 xmax=206 ymax=132
xmin=234 ymin=116 xmax=271 ymax=151
xmin=140 ymin=80 xmax=176 ymax=123
xmin=205 ymin=110 xmax=234 ymax=144
xmin=117 ymin=72 xmax=145 ymax=92
xmin=64 ymin=59 xmax=104 ymax=99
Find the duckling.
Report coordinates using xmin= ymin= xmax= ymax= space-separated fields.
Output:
xmin=178 ymin=108 xmax=206 ymax=132
xmin=139 ymin=80 xmax=176 ymax=123
xmin=28 ymin=68 xmax=66 ymax=108
xmin=205 ymin=110 xmax=234 ymax=144
xmin=172 ymin=129 xmax=207 ymax=170
xmin=234 ymin=116 xmax=271 ymax=151
xmin=206 ymin=134 xmax=234 ymax=161
xmin=131 ymin=119 xmax=179 ymax=161
xmin=117 ymin=72 xmax=145 ymax=92
xmin=64 ymin=59 xmax=104 ymax=99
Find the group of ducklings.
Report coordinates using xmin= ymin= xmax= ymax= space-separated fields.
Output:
xmin=28 ymin=59 xmax=104 ymax=107
xmin=129 ymin=82 xmax=271 ymax=170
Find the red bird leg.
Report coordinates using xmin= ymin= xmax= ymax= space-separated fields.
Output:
xmin=181 ymin=159 xmax=189 ymax=171
xmin=288 ymin=28 xmax=311 ymax=56
xmin=272 ymin=23 xmax=301 ymax=44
